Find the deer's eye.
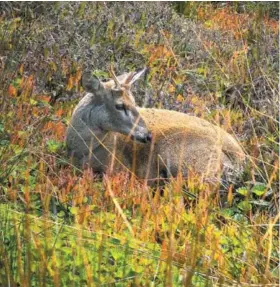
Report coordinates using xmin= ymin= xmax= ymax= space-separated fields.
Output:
xmin=115 ymin=104 xmax=128 ymax=116
xmin=115 ymin=104 xmax=125 ymax=111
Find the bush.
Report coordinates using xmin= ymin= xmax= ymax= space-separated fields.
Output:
xmin=0 ymin=2 xmax=279 ymax=286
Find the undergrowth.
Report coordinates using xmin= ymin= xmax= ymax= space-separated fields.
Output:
xmin=0 ymin=2 xmax=279 ymax=286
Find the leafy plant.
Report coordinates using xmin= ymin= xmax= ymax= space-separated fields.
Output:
xmin=0 ymin=2 xmax=279 ymax=286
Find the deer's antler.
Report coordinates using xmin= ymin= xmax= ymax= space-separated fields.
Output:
xmin=109 ymin=65 xmax=122 ymax=89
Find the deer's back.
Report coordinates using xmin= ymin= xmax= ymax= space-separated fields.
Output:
xmin=133 ymin=108 xmax=245 ymax=180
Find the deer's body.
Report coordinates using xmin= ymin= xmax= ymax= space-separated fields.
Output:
xmin=66 ymin=70 xmax=244 ymax=182
xmin=136 ymin=108 xmax=244 ymax=180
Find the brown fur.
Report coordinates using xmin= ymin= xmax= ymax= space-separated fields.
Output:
xmin=99 ymin=108 xmax=245 ymax=182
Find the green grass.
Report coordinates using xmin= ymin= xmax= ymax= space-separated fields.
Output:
xmin=0 ymin=2 xmax=279 ymax=286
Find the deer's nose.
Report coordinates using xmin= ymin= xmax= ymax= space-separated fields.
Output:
xmin=146 ymin=132 xmax=152 ymax=142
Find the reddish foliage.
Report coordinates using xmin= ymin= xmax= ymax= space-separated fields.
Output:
xmin=198 ymin=7 xmax=279 ymax=39
xmin=42 ymin=121 xmax=66 ymax=141
xmin=8 ymin=85 xmax=17 ymax=97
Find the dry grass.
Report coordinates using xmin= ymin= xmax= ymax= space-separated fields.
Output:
xmin=0 ymin=2 xmax=279 ymax=286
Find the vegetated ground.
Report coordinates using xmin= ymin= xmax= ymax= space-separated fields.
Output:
xmin=0 ymin=2 xmax=279 ymax=286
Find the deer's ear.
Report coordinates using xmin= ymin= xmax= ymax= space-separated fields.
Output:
xmin=126 ymin=68 xmax=147 ymax=86
xmin=82 ymin=73 xmax=104 ymax=92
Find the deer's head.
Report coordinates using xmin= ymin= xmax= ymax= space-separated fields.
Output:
xmin=82 ymin=69 xmax=152 ymax=143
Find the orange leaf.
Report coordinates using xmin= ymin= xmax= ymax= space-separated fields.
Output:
xmin=176 ymin=94 xmax=184 ymax=103
xmin=160 ymin=239 xmax=168 ymax=260
xmin=8 ymin=85 xmax=17 ymax=97
xmin=54 ymin=121 xmax=66 ymax=140
xmin=55 ymin=108 xmax=64 ymax=117
xmin=37 ymin=95 xmax=51 ymax=103
xmin=73 ymin=70 xmax=82 ymax=86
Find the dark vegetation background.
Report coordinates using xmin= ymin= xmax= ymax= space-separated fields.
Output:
xmin=0 ymin=2 xmax=279 ymax=286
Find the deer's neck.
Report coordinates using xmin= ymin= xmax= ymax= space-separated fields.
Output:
xmin=73 ymin=95 xmax=109 ymax=151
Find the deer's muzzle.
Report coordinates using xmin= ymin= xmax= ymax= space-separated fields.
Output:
xmin=131 ymin=131 xmax=152 ymax=144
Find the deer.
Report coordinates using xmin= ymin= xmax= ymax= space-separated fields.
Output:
xmin=66 ymin=68 xmax=245 ymax=184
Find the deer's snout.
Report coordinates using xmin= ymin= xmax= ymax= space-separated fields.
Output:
xmin=146 ymin=132 xmax=152 ymax=143
xmin=137 ymin=131 xmax=152 ymax=143
xmin=131 ymin=131 xmax=152 ymax=144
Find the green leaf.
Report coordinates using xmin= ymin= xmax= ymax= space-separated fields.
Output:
xmin=30 ymin=98 xmax=38 ymax=105
xmin=192 ymin=273 xmax=207 ymax=287
xmin=204 ymin=20 xmax=213 ymax=28
xmin=237 ymin=201 xmax=252 ymax=212
xmin=110 ymin=248 xmax=123 ymax=260
xmin=70 ymin=207 xmax=79 ymax=215
xmin=236 ymin=187 xmax=249 ymax=196
xmin=111 ymin=238 xmax=120 ymax=245
xmin=221 ymin=208 xmax=234 ymax=218
xmin=46 ymin=139 xmax=63 ymax=153
xmin=61 ymin=246 xmax=73 ymax=255
xmin=57 ymin=211 xmax=65 ymax=218
xmin=11 ymin=144 xmax=24 ymax=155
xmin=13 ymin=78 xmax=22 ymax=88
xmin=252 ymin=184 xmax=266 ymax=196
xmin=93 ymin=70 xmax=109 ymax=79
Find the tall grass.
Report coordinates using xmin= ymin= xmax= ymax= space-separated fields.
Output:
xmin=0 ymin=2 xmax=279 ymax=286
